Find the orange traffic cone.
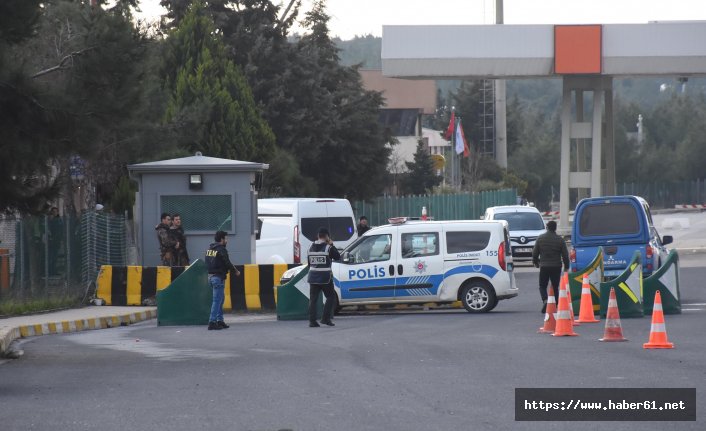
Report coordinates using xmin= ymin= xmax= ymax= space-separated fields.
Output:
xmin=553 ymin=278 xmax=578 ymax=337
xmin=564 ymin=273 xmax=581 ymax=326
xmin=577 ymin=274 xmax=600 ymax=323
xmin=538 ymin=284 xmax=557 ymax=334
xmin=599 ymin=287 xmax=627 ymax=342
xmin=643 ymin=290 xmax=674 ymax=349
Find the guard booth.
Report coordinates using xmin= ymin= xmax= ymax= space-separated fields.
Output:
xmin=128 ymin=152 xmax=268 ymax=266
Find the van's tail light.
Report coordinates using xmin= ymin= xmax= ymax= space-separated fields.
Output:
xmin=293 ymin=225 xmax=301 ymax=264
xmin=498 ymin=242 xmax=506 ymax=271
xmin=569 ymin=248 xmax=577 ymax=272
xmin=645 ymin=245 xmax=653 ymax=271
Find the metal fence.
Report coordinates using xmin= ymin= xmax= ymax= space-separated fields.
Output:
xmin=0 ymin=211 xmax=128 ymax=305
xmin=617 ymin=179 xmax=705 ymax=209
xmin=352 ymin=189 xmax=518 ymax=226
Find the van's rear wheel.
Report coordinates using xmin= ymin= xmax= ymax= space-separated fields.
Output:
xmin=460 ymin=281 xmax=497 ymax=313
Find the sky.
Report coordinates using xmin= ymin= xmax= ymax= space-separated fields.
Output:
xmin=135 ymin=0 xmax=706 ymax=39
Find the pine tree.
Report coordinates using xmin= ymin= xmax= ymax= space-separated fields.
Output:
xmin=296 ymin=1 xmax=391 ymax=199
xmin=402 ymin=140 xmax=442 ymax=195
xmin=162 ymin=2 xmax=275 ymax=162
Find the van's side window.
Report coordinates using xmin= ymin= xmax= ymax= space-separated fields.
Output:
xmin=446 ymin=231 xmax=491 ymax=254
xmin=401 ymin=233 xmax=439 ymax=259
xmin=301 ymin=217 xmax=356 ymax=242
xmin=347 ymin=234 xmax=392 ymax=264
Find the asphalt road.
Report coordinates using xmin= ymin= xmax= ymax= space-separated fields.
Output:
xmin=1 ymin=264 xmax=705 ymax=431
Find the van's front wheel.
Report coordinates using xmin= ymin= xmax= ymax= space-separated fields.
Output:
xmin=460 ymin=281 xmax=497 ymax=313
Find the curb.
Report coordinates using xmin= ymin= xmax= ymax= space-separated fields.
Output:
xmin=0 ymin=309 xmax=158 ymax=357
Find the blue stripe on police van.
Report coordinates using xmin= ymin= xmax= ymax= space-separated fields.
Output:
xmin=339 ymin=277 xmax=397 ymax=289
xmin=444 ymin=264 xmax=498 ymax=279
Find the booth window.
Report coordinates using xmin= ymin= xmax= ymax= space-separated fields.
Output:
xmin=161 ymin=195 xmax=232 ymax=231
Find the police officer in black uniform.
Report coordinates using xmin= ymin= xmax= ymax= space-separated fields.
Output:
xmin=307 ymin=227 xmax=341 ymax=327
xmin=205 ymin=230 xmax=241 ymax=330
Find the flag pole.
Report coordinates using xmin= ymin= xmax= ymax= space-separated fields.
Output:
xmin=450 ymin=107 xmax=456 ymax=190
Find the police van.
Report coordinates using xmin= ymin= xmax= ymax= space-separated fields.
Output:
xmin=282 ymin=218 xmax=518 ymax=313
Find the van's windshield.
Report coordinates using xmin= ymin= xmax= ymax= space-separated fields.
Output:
xmin=579 ymin=203 xmax=640 ymax=236
xmin=301 ymin=217 xmax=355 ymax=242
xmin=493 ymin=212 xmax=545 ymax=231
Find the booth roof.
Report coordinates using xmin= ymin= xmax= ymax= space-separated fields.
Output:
xmin=128 ymin=154 xmax=269 ymax=173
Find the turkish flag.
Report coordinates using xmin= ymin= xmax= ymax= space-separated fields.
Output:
xmin=444 ymin=111 xmax=455 ymax=140
xmin=455 ymin=120 xmax=471 ymax=158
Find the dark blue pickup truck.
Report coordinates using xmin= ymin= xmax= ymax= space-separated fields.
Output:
xmin=570 ymin=196 xmax=673 ymax=279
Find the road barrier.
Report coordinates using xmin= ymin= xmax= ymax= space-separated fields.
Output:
xmin=97 ymin=263 xmax=296 ymax=310
xmin=643 ymin=249 xmax=681 ymax=315
xmin=674 ymin=204 xmax=706 ymax=210
xmin=599 ymin=251 xmax=643 ymax=318
xmin=157 ymin=260 xmax=211 ymax=326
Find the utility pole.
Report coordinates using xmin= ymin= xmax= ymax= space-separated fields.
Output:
xmin=495 ymin=0 xmax=508 ymax=169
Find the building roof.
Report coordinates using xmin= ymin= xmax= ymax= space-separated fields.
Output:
xmin=128 ymin=152 xmax=269 ymax=174
xmin=390 ymin=128 xmax=449 ymax=173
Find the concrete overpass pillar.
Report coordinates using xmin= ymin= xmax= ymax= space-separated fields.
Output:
xmin=558 ymin=76 xmax=615 ymax=234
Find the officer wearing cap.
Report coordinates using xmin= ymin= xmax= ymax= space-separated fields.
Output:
xmin=307 ymin=227 xmax=341 ymax=327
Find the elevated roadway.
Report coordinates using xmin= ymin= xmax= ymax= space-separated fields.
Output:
xmin=382 ymin=22 xmax=706 ymax=233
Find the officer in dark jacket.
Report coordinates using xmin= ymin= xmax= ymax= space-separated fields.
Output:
xmin=170 ymin=213 xmax=190 ymax=266
xmin=307 ymin=227 xmax=341 ymax=327
xmin=205 ymin=230 xmax=241 ymax=330
xmin=532 ymin=220 xmax=570 ymax=313
xmin=156 ymin=213 xmax=177 ymax=266
xmin=357 ymin=216 xmax=371 ymax=237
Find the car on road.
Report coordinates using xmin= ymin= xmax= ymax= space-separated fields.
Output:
xmin=483 ymin=205 xmax=546 ymax=261
xmin=571 ymin=195 xmax=672 ymax=279
xmin=281 ymin=218 xmax=518 ymax=313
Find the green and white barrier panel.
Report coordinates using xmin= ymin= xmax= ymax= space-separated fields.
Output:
xmin=275 ymin=266 xmax=324 ymax=321
xmin=599 ymin=250 xmax=643 ymax=318
xmin=569 ymin=247 xmax=603 ymax=313
xmin=643 ymin=249 xmax=681 ymax=315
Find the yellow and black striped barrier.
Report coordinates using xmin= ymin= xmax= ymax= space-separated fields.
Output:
xmin=96 ymin=264 xmax=297 ymax=311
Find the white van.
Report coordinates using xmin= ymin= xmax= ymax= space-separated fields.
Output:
xmin=256 ymin=198 xmax=357 ymax=264
xmin=483 ymin=205 xmax=546 ymax=261
xmin=282 ymin=218 xmax=518 ymax=313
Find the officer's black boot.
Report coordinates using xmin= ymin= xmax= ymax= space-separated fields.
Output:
xmin=208 ymin=321 xmax=222 ymax=330
xmin=217 ymin=321 xmax=229 ymax=329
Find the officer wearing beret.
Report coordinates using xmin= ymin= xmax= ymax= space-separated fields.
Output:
xmin=307 ymin=227 xmax=341 ymax=327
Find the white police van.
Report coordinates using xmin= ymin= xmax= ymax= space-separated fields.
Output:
xmin=282 ymin=218 xmax=518 ymax=313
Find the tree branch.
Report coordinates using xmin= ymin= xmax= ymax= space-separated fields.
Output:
xmin=32 ymin=46 xmax=96 ymax=79
xmin=276 ymin=0 xmax=299 ymax=29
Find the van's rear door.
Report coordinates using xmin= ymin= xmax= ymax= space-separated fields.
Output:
xmin=299 ymin=200 xmax=356 ymax=251
xmin=572 ymin=197 xmax=649 ymax=276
